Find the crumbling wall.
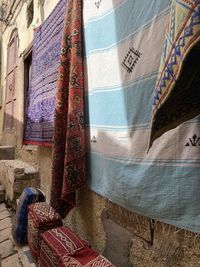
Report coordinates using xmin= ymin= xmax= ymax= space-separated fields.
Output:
xmin=63 ymin=187 xmax=200 ymax=267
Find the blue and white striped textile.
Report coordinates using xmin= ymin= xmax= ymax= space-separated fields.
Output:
xmin=83 ymin=0 xmax=200 ymax=233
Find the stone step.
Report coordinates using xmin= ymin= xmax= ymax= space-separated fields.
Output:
xmin=1 ymin=253 xmax=21 ymax=267
xmin=0 ymin=146 xmax=15 ymax=160
xmin=0 ymin=239 xmax=16 ymax=259
xmin=0 ymin=160 xmax=40 ymax=208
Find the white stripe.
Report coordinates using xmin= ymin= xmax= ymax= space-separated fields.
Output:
xmin=85 ymin=14 xmax=168 ymax=93
xmin=86 ymin=72 xmax=158 ymax=95
xmin=88 ymin=121 xmax=200 ymax=162
xmin=83 ymin=0 xmax=126 ymax=25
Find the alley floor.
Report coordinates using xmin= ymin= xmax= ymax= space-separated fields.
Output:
xmin=0 ymin=203 xmax=36 ymax=267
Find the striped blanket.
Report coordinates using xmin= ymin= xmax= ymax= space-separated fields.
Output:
xmin=23 ymin=0 xmax=66 ymax=146
xmin=84 ymin=0 xmax=200 ymax=233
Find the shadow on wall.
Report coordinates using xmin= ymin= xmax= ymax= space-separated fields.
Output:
xmin=1 ymin=111 xmax=53 ymax=201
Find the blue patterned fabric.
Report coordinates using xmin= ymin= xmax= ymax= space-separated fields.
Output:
xmin=23 ymin=0 xmax=67 ymax=146
xmin=12 ymin=187 xmax=45 ymax=245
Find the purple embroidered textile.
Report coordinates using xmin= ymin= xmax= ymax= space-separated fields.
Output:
xmin=24 ymin=0 xmax=66 ymax=146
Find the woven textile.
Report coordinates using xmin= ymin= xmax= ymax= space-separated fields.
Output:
xmin=39 ymin=226 xmax=88 ymax=266
xmin=12 ymin=187 xmax=45 ymax=245
xmin=50 ymin=0 xmax=86 ymax=218
xmin=23 ymin=0 xmax=66 ymax=146
xmin=28 ymin=202 xmax=62 ymax=262
xmin=150 ymin=0 xmax=200 ymax=147
xmin=84 ymin=0 xmax=200 ymax=233
xmin=60 ymin=253 xmax=115 ymax=267
xmin=39 ymin=227 xmax=115 ymax=267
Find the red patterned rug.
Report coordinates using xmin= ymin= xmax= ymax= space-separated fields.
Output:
xmin=50 ymin=0 xmax=86 ymax=218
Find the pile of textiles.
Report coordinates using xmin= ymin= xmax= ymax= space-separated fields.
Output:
xmin=39 ymin=226 xmax=115 ymax=267
xmin=12 ymin=187 xmax=45 ymax=245
xmin=27 ymin=203 xmax=115 ymax=266
xmin=23 ymin=0 xmax=66 ymax=146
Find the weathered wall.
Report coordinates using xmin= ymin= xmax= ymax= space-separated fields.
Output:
xmin=64 ymin=187 xmax=200 ymax=267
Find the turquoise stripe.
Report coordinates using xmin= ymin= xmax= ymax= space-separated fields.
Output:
xmin=84 ymin=0 xmax=171 ymax=55
xmin=87 ymin=152 xmax=200 ymax=232
xmin=87 ymin=124 xmax=150 ymax=131
xmin=85 ymin=76 xmax=156 ymax=126
xmin=85 ymin=71 xmax=158 ymax=95
xmin=88 ymin=153 xmax=200 ymax=165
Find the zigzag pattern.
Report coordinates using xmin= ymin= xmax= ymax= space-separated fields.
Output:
xmin=153 ymin=2 xmax=200 ymax=107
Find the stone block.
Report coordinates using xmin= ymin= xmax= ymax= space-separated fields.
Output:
xmin=0 ymin=217 xmax=12 ymax=231
xmin=0 ymin=227 xmax=12 ymax=243
xmin=0 ymin=160 xmax=40 ymax=206
xmin=102 ymin=210 xmax=133 ymax=267
xmin=0 ymin=210 xmax=10 ymax=220
xmin=0 ymin=239 xmax=15 ymax=258
xmin=0 ymin=146 xmax=15 ymax=160
xmin=0 ymin=203 xmax=7 ymax=211
xmin=1 ymin=253 xmax=21 ymax=267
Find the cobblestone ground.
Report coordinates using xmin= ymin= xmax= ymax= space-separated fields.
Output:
xmin=0 ymin=203 xmax=36 ymax=267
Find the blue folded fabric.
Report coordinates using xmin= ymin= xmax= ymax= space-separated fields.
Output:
xmin=12 ymin=187 xmax=45 ymax=245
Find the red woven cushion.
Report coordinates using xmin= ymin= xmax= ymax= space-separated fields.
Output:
xmin=41 ymin=226 xmax=88 ymax=256
xmin=28 ymin=202 xmax=62 ymax=227
xmin=39 ymin=227 xmax=115 ymax=267
xmin=60 ymin=247 xmax=115 ymax=267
